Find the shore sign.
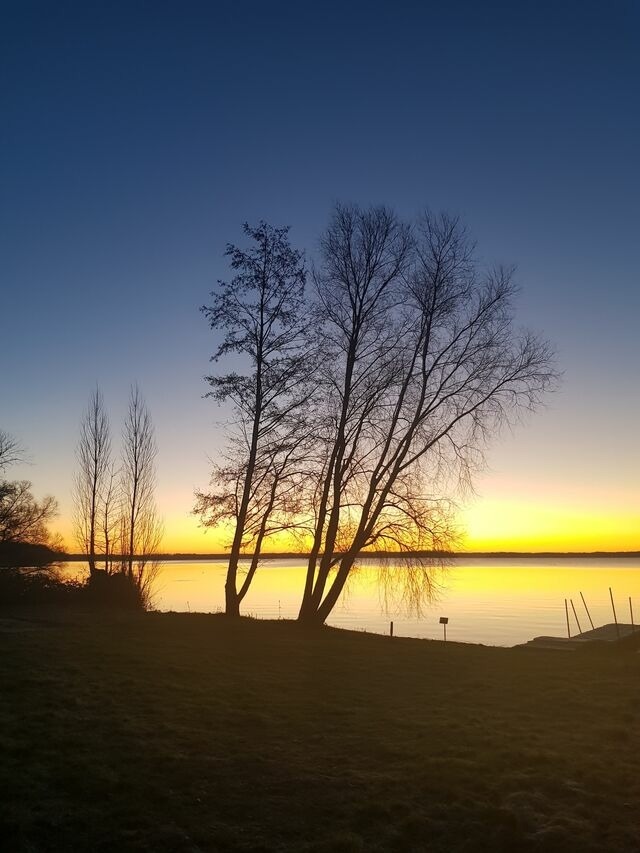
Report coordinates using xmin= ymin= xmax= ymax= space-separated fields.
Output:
xmin=439 ymin=616 xmax=449 ymax=641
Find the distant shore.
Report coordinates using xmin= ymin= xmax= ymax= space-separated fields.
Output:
xmin=61 ymin=549 xmax=640 ymax=561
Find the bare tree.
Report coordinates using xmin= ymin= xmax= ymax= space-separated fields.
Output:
xmin=195 ymin=410 xmax=313 ymax=605
xmin=73 ymin=388 xmax=111 ymax=576
xmin=298 ymin=205 xmax=557 ymax=624
xmin=0 ymin=430 xmax=58 ymax=551
xmin=120 ymin=385 xmax=162 ymax=600
xmin=100 ymin=461 xmax=120 ymax=573
xmin=197 ymin=221 xmax=311 ymax=616
xmin=0 ymin=430 xmax=23 ymax=472
xmin=0 ymin=480 xmax=58 ymax=545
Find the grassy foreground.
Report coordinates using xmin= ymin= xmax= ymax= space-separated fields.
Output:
xmin=1 ymin=611 xmax=639 ymax=852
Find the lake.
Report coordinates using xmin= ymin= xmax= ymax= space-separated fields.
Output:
xmin=63 ymin=556 xmax=640 ymax=647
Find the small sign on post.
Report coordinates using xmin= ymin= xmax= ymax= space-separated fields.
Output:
xmin=439 ymin=616 xmax=449 ymax=642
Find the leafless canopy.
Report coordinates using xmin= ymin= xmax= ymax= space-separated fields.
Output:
xmin=0 ymin=480 xmax=58 ymax=545
xmin=0 ymin=430 xmax=23 ymax=472
xmin=0 ymin=430 xmax=58 ymax=548
xmin=297 ymin=204 xmax=558 ymax=624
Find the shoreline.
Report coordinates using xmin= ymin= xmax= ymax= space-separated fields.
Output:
xmin=60 ymin=549 xmax=640 ymax=562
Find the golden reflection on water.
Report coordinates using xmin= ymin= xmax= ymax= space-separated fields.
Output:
xmin=64 ymin=557 xmax=640 ymax=647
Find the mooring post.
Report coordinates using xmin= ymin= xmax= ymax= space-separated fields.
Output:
xmin=580 ymin=591 xmax=595 ymax=630
xmin=629 ymin=597 xmax=634 ymax=630
xmin=565 ymin=598 xmax=571 ymax=639
xmin=570 ymin=598 xmax=582 ymax=635
xmin=609 ymin=587 xmax=619 ymax=639
xmin=390 ymin=621 xmax=393 ymax=637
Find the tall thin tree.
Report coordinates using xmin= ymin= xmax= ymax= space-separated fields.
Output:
xmin=198 ymin=221 xmax=310 ymax=616
xmin=100 ymin=461 xmax=120 ymax=573
xmin=73 ymin=388 xmax=111 ymax=576
xmin=121 ymin=385 xmax=161 ymax=590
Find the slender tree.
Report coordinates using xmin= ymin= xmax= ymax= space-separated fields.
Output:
xmin=73 ymin=388 xmax=111 ymax=576
xmin=198 ymin=221 xmax=310 ymax=616
xmin=298 ymin=205 xmax=557 ymax=624
xmin=120 ymin=385 xmax=162 ymax=600
xmin=100 ymin=461 xmax=120 ymax=573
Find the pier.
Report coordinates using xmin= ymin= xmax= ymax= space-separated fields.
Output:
xmin=521 ymin=623 xmax=640 ymax=651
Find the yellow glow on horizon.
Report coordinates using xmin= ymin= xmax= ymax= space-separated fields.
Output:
xmin=460 ymin=497 xmax=639 ymax=552
xmin=55 ymin=497 xmax=638 ymax=555
xmin=157 ymin=498 xmax=638 ymax=554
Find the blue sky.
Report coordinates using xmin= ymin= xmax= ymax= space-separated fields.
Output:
xmin=1 ymin=0 xmax=638 ymax=550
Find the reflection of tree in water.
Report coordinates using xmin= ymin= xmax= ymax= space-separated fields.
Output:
xmin=338 ymin=555 xmax=450 ymax=620
xmin=377 ymin=556 xmax=449 ymax=618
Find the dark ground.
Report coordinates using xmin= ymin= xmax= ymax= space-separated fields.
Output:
xmin=1 ymin=609 xmax=639 ymax=852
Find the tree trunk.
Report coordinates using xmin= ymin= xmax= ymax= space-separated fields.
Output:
xmin=225 ymin=568 xmax=241 ymax=617
xmin=298 ymin=551 xmax=358 ymax=625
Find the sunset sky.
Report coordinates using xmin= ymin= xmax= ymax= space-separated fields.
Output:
xmin=1 ymin=1 xmax=638 ymax=553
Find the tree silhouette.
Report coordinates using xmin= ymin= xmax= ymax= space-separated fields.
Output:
xmin=297 ymin=205 xmax=558 ymax=624
xmin=73 ymin=388 xmax=112 ymax=575
xmin=0 ymin=431 xmax=58 ymax=550
xmin=197 ymin=222 xmax=311 ymax=616
xmin=119 ymin=385 xmax=162 ymax=602
xmin=0 ymin=430 xmax=23 ymax=472
xmin=0 ymin=480 xmax=58 ymax=546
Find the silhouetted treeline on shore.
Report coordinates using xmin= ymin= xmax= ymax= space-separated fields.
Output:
xmin=58 ymin=549 xmax=640 ymax=562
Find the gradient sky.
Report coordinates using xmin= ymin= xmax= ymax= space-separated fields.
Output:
xmin=1 ymin=0 xmax=638 ymax=552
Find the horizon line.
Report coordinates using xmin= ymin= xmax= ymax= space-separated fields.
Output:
xmin=62 ymin=549 xmax=640 ymax=561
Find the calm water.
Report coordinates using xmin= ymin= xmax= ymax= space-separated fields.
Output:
xmin=63 ymin=557 xmax=640 ymax=647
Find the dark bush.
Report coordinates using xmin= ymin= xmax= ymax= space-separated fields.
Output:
xmin=0 ymin=566 xmax=144 ymax=610
xmin=83 ymin=570 xmax=144 ymax=610
xmin=0 ymin=541 xmax=66 ymax=568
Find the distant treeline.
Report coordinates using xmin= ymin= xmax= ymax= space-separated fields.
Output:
xmin=62 ymin=550 xmax=640 ymax=562
xmin=0 ymin=541 xmax=66 ymax=568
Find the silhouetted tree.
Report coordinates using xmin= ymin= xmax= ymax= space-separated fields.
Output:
xmin=0 ymin=430 xmax=58 ymax=550
xmin=194 ymin=409 xmax=313 ymax=605
xmin=73 ymin=388 xmax=112 ymax=575
xmin=100 ymin=461 xmax=120 ymax=574
xmin=120 ymin=385 xmax=162 ymax=602
xmin=0 ymin=430 xmax=23 ymax=472
xmin=298 ymin=205 xmax=557 ymax=624
xmin=0 ymin=481 xmax=58 ymax=546
xmin=198 ymin=221 xmax=310 ymax=616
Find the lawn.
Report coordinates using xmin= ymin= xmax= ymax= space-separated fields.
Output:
xmin=0 ymin=610 xmax=638 ymax=852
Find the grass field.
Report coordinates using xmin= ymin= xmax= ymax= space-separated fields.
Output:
xmin=1 ymin=610 xmax=639 ymax=852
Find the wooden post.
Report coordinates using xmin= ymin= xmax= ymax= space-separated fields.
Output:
xmin=565 ymin=598 xmax=571 ymax=639
xmin=570 ymin=598 xmax=582 ymax=635
xmin=580 ymin=591 xmax=595 ymax=630
xmin=629 ymin=597 xmax=634 ymax=630
xmin=609 ymin=587 xmax=619 ymax=639
xmin=390 ymin=621 xmax=393 ymax=637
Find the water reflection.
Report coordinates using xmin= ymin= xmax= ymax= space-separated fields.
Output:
xmin=62 ymin=557 xmax=640 ymax=647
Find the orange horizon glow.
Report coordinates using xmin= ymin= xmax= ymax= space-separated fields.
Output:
xmin=54 ymin=497 xmax=639 ymax=555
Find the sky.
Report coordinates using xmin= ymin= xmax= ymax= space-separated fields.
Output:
xmin=1 ymin=0 xmax=638 ymax=553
